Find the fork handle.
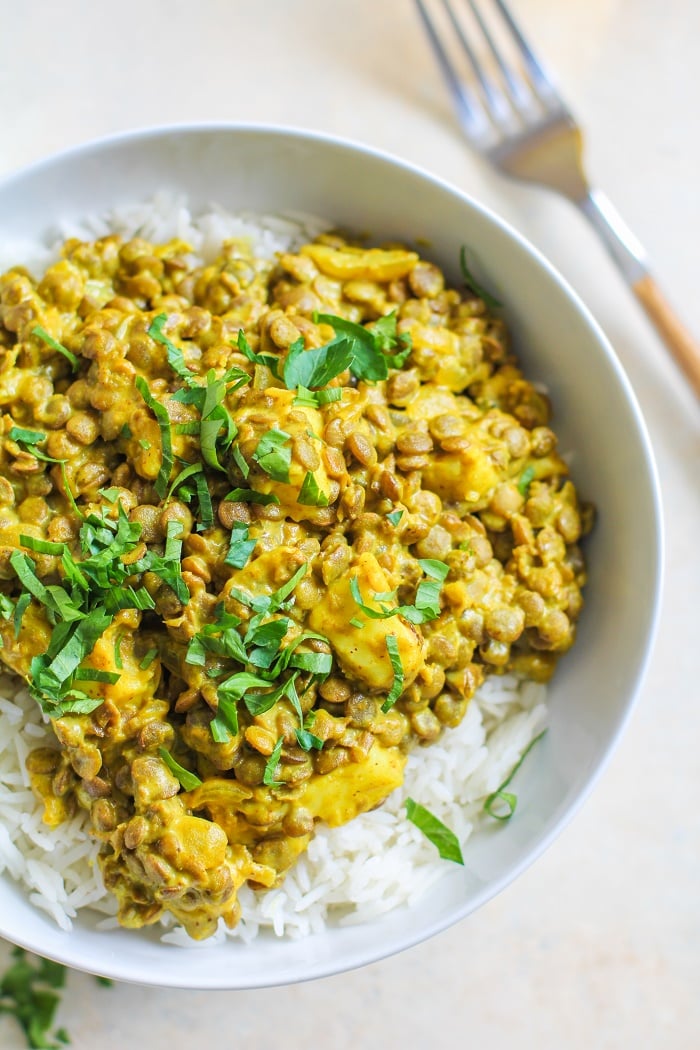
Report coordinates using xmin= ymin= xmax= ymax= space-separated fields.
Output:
xmin=632 ymin=275 xmax=700 ymax=397
xmin=578 ymin=190 xmax=700 ymax=399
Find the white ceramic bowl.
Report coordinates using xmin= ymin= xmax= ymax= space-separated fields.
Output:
xmin=0 ymin=125 xmax=662 ymax=988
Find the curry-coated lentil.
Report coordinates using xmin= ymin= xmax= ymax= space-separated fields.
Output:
xmin=0 ymin=228 xmax=590 ymax=939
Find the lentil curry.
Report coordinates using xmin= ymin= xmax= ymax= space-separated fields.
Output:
xmin=0 ymin=227 xmax=589 ymax=939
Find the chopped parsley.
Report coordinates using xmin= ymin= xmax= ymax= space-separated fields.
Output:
xmin=228 ymin=310 xmax=412 ymax=399
xmin=0 ymin=947 xmax=69 ymax=1049
xmin=282 ymin=335 xmax=354 ymax=390
xmin=138 ymin=647 xmax=158 ymax=670
xmin=350 ymin=559 xmax=448 ymax=627
xmin=252 ymin=429 xmax=292 ymax=484
xmin=312 ymin=310 xmax=412 ymax=383
xmin=483 ymin=730 xmax=547 ymax=820
xmin=8 ymin=430 xmax=84 ymax=522
xmin=287 ymin=677 xmax=323 ymax=751
xmin=134 ymin=377 xmax=173 ymax=499
xmin=459 ymin=246 xmax=502 ymax=309
xmin=7 ymin=508 xmax=189 ymax=718
xmin=7 ymin=427 xmax=45 ymax=446
xmin=297 ymin=471 xmax=329 ymax=507
xmin=148 ymin=313 xmax=194 ymax=383
xmin=235 ymin=330 xmax=282 ymax=377
xmin=224 ymin=488 xmax=280 ymax=506
xmin=0 ymin=950 xmax=114 ymax=1049
xmin=381 ymin=635 xmax=404 ymax=712
xmin=158 ymin=747 xmax=202 ymax=791
xmin=98 ymin=487 xmax=121 ymax=503
xmin=152 ymin=320 xmax=250 ymax=483
xmin=405 ymin=799 xmax=464 ymax=865
xmin=518 ymin=465 xmax=535 ymax=498
xmin=209 ymin=693 xmax=240 ymax=743
xmin=167 ymin=462 xmax=214 ymax=531
xmin=183 ymin=565 xmax=333 ymax=745
xmin=224 ymin=522 xmax=257 ymax=569
xmin=263 ymin=736 xmax=284 ymax=788
xmin=293 ymin=385 xmax=342 ymax=408
xmin=32 ymin=325 xmax=79 ymax=371
xmin=386 ymin=509 xmax=404 ymax=527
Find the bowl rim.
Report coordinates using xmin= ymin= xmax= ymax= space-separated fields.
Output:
xmin=0 ymin=121 xmax=664 ymax=987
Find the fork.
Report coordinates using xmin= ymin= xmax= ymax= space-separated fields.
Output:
xmin=415 ymin=0 xmax=700 ymax=399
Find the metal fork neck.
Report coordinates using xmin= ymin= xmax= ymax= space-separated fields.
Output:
xmin=577 ymin=191 xmax=649 ymax=286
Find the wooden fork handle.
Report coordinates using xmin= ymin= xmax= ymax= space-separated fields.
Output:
xmin=632 ymin=275 xmax=700 ymax=398
xmin=579 ymin=191 xmax=700 ymax=401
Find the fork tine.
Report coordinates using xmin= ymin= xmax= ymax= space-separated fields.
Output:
xmin=414 ymin=0 xmax=491 ymax=139
xmin=490 ymin=0 xmax=560 ymax=105
xmin=462 ymin=0 xmax=533 ymax=112
xmin=440 ymin=1 xmax=511 ymax=124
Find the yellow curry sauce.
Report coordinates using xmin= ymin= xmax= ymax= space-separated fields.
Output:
xmin=0 ymin=229 xmax=590 ymax=939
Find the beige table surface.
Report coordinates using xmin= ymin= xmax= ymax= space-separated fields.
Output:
xmin=0 ymin=1 xmax=698 ymax=1047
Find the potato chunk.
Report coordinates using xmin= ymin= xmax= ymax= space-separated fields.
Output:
xmin=234 ymin=388 xmax=333 ymax=520
xmin=307 ymin=552 xmax=425 ymax=693
xmin=296 ymin=741 xmax=406 ymax=826
xmin=421 ymin=439 xmax=503 ymax=504
xmin=300 ymin=244 xmax=419 ymax=281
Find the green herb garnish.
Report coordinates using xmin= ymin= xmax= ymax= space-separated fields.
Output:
xmin=148 ymin=313 xmax=194 ymax=383
xmin=134 ymin=376 xmax=173 ymax=499
xmin=98 ymin=486 xmax=121 ymax=503
xmin=252 ymin=429 xmax=292 ymax=484
xmin=0 ymin=947 xmax=69 ymax=1049
xmin=405 ymin=799 xmax=464 ymax=864
xmin=167 ymin=462 xmax=213 ymax=530
xmin=293 ymin=385 xmax=343 ymax=408
xmin=224 ymin=521 xmax=256 ymax=569
xmin=349 ymin=576 xmax=397 ymax=620
xmin=158 ymin=747 xmax=202 ymax=791
xmin=297 ymin=471 xmax=329 ymax=507
xmin=459 ymin=246 xmax=502 ymax=308
xmin=350 ymin=559 xmax=447 ymax=627
xmin=403 ymin=559 xmax=449 ymax=624
xmin=19 ymin=536 xmax=65 ymax=557
xmin=209 ymin=692 xmax=240 ymax=743
xmin=263 ymin=736 xmax=285 ymax=788
xmin=518 ymin=465 xmax=535 ymax=498
xmin=32 ymin=324 xmax=79 ymax=370
xmin=381 ymin=635 xmax=404 ymax=712
xmin=235 ymin=330 xmax=282 ymax=377
xmin=224 ymin=488 xmax=280 ymax=506
xmin=7 ymin=427 xmax=45 ymax=446
xmin=313 ymin=310 xmax=412 ymax=382
xmin=8 ymin=431 xmax=84 ymax=522
xmin=11 ymin=506 xmax=189 ymax=718
xmin=386 ymin=510 xmax=404 ymax=527
xmin=283 ymin=335 xmax=354 ymax=390
xmin=139 ymin=647 xmax=158 ymax=670
xmin=483 ymin=730 xmax=547 ymax=820
xmin=286 ymin=677 xmax=323 ymax=751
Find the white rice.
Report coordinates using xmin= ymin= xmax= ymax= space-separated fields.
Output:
xmin=0 ymin=197 xmax=548 ymax=943
xmin=0 ymin=675 xmax=545 ymax=942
